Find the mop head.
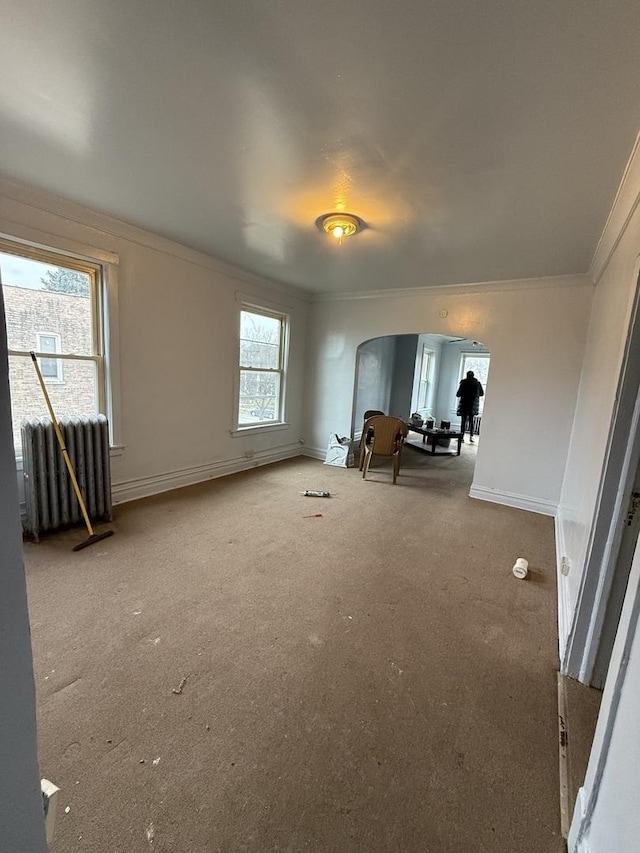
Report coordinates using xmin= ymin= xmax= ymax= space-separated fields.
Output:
xmin=72 ymin=529 xmax=114 ymax=552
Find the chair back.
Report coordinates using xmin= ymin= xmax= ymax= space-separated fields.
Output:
xmin=362 ymin=415 xmax=408 ymax=456
xmin=358 ymin=410 xmax=386 ymax=470
xmin=363 ymin=409 xmax=385 ymax=422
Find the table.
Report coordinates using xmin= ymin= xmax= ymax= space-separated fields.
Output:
xmin=408 ymin=426 xmax=464 ymax=456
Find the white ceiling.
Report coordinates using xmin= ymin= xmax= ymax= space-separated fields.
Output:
xmin=1 ymin=0 xmax=639 ymax=294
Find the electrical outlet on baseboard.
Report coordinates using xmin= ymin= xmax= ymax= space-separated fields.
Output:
xmin=41 ymin=778 xmax=60 ymax=844
xmin=561 ymin=557 xmax=570 ymax=576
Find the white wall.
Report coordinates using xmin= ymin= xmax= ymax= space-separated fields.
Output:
xmin=306 ymin=279 xmax=592 ymax=514
xmin=389 ymin=334 xmax=418 ymax=420
xmin=561 ymin=137 xmax=640 ymax=853
xmin=352 ymin=336 xmax=396 ymax=433
xmin=0 ymin=179 xmax=309 ymax=503
xmin=0 ymin=290 xmax=47 ymax=852
xmin=569 ymin=531 xmax=640 ymax=853
xmin=557 ymin=144 xmax=640 ymax=651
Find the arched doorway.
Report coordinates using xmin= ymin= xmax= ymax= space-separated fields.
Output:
xmin=352 ymin=332 xmax=490 ymax=464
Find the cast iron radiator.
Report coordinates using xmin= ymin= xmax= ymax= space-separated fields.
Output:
xmin=472 ymin=415 xmax=482 ymax=436
xmin=21 ymin=414 xmax=112 ymax=542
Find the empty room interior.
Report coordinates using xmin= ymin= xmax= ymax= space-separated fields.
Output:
xmin=2 ymin=2 xmax=640 ymax=852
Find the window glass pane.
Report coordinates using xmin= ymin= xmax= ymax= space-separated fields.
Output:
xmin=417 ymin=348 xmax=432 ymax=409
xmin=420 ymin=349 xmax=431 ymax=381
xmin=238 ymin=370 xmax=280 ymax=423
xmin=1 ymin=252 xmax=93 ymax=355
xmin=39 ymin=334 xmax=57 ymax=354
xmin=461 ymin=355 xmax=490 ymax=387
xmin=40 ymin=357 xmax=60 ymax=379
xmin=240 ymin=311 xmax=281 ymax=369
xmin=240 ymin=339 xmax=280 ymax=369
xmin=8 ymin=355 xmax=98 ymax=455
xmin=38 ymin=334 xmax=61 ymax=378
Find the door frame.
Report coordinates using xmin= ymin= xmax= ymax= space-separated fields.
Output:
xmin=562 ymin=266 xmax=640 ymax=686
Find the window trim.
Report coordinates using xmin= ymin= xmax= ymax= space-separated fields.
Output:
xmin=233 ymin=303 xmax=290 ymax=433
xmin=0 ymin=235 xmax=122 ymax=456
xmin=417 ymin=345 xmax=434 ymax=410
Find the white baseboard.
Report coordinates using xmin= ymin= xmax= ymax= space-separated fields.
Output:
xmin=567 ymin=787 xmax=590 ymax=853
xmin=302 ymin=446 xmax=327 ymax=461
xmin=112 ymin=444 xmax=303 ymax=505
xmin=469 ymin=484 xmax=557 ymax=516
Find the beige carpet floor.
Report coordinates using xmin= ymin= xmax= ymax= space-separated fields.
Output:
xmin=24 ymin=444 xmax=564 ymax=852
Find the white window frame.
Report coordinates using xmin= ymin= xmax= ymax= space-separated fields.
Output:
xmin=37 ymin=332 xmax=64 ymax=382
xmin=1 ymin=235 xmax=122 ymax=458
xmin=417 ymin=346 xmax=434 ymax=410
xmin=234 ymin=303 xmax=289 ymax=434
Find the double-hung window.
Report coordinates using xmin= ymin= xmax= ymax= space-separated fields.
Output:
xmin=237 ymin=307 xmax=286 ymax=426
xmin=1 ymin=241 xmax=106 ymax=456
xmin=417 ymin=346 xmax=433 ymax=410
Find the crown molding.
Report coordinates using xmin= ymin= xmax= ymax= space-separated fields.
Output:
xmin=310 ymin=273 xmax=593 ymax=303
xmin=589 ymin=129 xmax=640 ymax=286
xmin=0 ymin=171 xmax=607 ymax=305
xmin=0 ymin=174 xmax=311 ymax=304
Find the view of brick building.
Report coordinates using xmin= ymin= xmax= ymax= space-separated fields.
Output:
xmin=4 ymin=283 xmax=98 ymax=453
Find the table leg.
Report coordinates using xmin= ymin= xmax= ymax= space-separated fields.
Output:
xmin=456 ymin=436 xmax=462 ymax=455
xmin=430 ymin=435 xmax=436 ymax=455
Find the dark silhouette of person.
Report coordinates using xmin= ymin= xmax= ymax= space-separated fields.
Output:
xmin=456 ymin=370 xmax=484 ymax=442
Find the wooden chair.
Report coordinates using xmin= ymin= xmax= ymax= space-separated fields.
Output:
xmin=361 ymin=416 xmax=408 ymax=484
xmin=358 ymin=410 xmax=385 ymax=471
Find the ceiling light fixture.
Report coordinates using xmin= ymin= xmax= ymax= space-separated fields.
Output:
xmin=316 ymin=212 xmax=363 ymax=245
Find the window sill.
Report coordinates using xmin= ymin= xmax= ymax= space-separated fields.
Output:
xmin=230 ymin=422 xmax=290 ymax=438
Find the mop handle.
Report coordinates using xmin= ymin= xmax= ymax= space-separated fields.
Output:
xmin=29 ymin=352 xmax=95 ymax=536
